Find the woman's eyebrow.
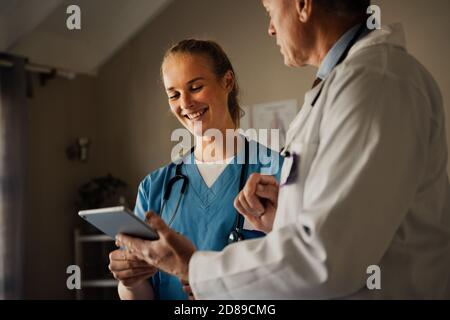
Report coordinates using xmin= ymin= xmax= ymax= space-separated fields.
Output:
xmin=187 ymin=77 xmax=205 ymax=85
xmin=166 ymin=77 xmax=205 ymax=91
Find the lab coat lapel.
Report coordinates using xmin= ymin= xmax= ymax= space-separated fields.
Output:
xmin=284 ymin=81 xmax=325 ymax=148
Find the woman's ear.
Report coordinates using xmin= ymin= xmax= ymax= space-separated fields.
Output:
xmin=223 ymin=70 xmax=235 ymax=93
xmin=295 ymin=0 xmax=312 ymax=23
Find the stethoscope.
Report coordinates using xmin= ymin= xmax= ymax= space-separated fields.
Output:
xmin=160 ymin=138 xmax=250 ymax=244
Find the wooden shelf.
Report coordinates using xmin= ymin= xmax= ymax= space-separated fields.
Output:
xmin=74 ymin=229 xmax=118 ymax=299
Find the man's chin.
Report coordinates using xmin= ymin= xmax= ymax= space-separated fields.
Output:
xmin=284 ymin=57 xmax=307 ymax=68
xmin=284 ymin=59 xmax=297 ymax=68
xmin=283 ymin=54 xmax=297 ymax=67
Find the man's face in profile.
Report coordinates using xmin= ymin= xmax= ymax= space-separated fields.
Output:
xmin=262 ymin=0 xmax=316 ymax=67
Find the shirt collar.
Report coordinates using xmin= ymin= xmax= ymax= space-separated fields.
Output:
xmin=316 ymin=23 xmax=362 ymax=80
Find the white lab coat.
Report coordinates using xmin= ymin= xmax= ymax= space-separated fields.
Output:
xmin=189 ymin=24 xmax=450 ymax=299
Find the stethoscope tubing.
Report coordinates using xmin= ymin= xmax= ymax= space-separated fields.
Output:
xmin=161 ymin=138 xmax=250 ymax=242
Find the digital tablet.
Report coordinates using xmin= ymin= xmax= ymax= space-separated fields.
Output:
xmin=78 ymin=206 xmax=159 ymax=241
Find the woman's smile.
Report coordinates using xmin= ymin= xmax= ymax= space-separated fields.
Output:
xmin=183 ymin=107 xmax=209 ymax=121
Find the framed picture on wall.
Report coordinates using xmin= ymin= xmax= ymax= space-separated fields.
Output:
xmin=250 ymin=99 xmax=298 ymax=151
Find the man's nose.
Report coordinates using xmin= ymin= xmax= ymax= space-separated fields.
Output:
xmin=268 ymin=21 xmax=276 ymax=37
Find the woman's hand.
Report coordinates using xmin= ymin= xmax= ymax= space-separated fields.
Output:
xmin=116 ymin=211 xmax=197 ymax=283
xmin=108 ymin=249 xmax=157 ymax=288
xmin=234 ymin=173 xmax=279 ymax=233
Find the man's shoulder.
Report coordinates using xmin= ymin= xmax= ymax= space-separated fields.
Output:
xmin=344 ymin=25 xmax=438 ymax=90
xmin=334 ymin=40 xmax=438 ymax=97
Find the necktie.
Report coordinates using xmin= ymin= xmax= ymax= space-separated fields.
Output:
xmin=312 ymin=77 xmax=322 ymax=89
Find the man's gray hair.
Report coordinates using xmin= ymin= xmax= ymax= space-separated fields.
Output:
xmin=314 ymin=0 xmax=371 ymax=18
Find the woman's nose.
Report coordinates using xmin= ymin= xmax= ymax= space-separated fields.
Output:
xmin=180 ymin=93 xmax=193 ymax=110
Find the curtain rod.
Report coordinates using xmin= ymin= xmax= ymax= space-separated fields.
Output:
xmin=0 ymin=59 xmax=76 ymax=79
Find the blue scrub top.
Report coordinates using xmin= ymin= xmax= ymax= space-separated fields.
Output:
xmin=134 ymin=140 xmax=283 ymax=300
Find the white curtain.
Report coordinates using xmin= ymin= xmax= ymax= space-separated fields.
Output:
xmin=0 ymin=54 xmax=27 ymax=299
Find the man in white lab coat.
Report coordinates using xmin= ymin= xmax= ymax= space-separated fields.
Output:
xmin=117 ymin=0 xmax=450 ymax=299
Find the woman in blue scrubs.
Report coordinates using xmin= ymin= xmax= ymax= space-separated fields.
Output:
xmin=109 ymin=39 xmax=282 ymax=300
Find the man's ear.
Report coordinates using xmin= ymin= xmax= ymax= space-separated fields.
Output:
xmin=295 ymin=0 xmax=312 ymax=23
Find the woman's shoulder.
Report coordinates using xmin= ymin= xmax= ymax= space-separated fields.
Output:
xmin=139 ymin=148 xmax=194 ymax=188
xmin=248 ymin=139 xmax=283 ymax=161
xmin=247 ymin=139 xmax=284 ymax=177
xmin=251 ymin=140 xmax=279 ymax=155
xmin=139 ymin=161 xmax=178 ymax=189
xmin=135 ymin=162 xmax=178 ymax=219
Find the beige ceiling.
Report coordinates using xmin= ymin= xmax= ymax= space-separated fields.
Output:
xmin=0 ymin=0 xmax=172 ymax=75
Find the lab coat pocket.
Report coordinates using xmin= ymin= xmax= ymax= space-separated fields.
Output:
xmin=276 ymin=141 xmax=319 ymax=228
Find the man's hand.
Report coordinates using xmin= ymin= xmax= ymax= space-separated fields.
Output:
xmin=181 ymin=279 xmax=195 ymax=300
xmin=115 ymin=212 xmax=196 ymax=283
xmin=234 ymin=173 xmax=279 ymax=233
xmin=108 ymin=249 xmax=157 ymax=288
